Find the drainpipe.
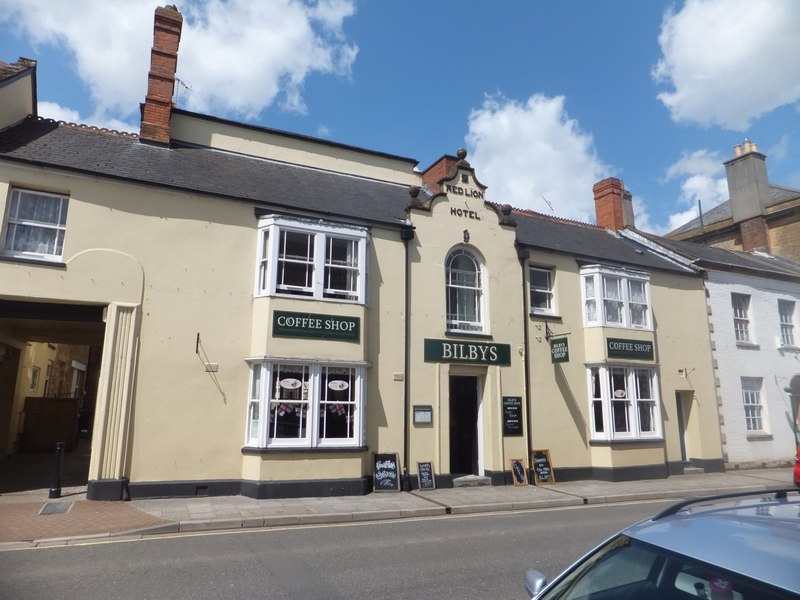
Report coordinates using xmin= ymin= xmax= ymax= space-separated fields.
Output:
xmin=401 ymin=222 xmax=415 ymax=492
xmin=518 ymin=247 xmax=534 ymax=480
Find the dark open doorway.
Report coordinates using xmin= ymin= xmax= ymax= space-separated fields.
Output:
xmin=0 ymin=300 xmax=104 ymax=494
xmin=449 ymin=375 xmax=479 ymax=475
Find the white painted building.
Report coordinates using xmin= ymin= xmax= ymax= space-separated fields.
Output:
xmin=706 ymin=267 xmax=800 ymax=467
xmin=624 ymin=230 xmax=800 ymax=468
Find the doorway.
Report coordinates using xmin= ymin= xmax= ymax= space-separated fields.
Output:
xmin=675 ymin=391 xmax=692 ymax=464
xmin=449 ymin=375 xmax=479 ymax=475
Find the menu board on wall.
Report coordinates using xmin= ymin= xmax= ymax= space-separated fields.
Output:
xmin=502 ymin=396 xmax=523 ymax=436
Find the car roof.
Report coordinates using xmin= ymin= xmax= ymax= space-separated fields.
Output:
xmin=625 ymin=489 xmax=800 ymax=594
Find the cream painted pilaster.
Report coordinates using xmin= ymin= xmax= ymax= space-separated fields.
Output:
xmin=88 ymin=302 xmax=140 ymax=481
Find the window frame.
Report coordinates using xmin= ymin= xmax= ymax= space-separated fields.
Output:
xmin=529 ymin=266 xmax=555 ymax=316
xmin=245 ymin=359 xmax=366 ymax=449
xmin=587 ymin=365 xmax=662 ymax=441
xmin=445 ymin=247 xmax=486 ymax=334
xmin=741 ymin=376 xmax=766 ymax=433
xmin=256 ymin=215 xmax=368 ymax=304
xmin=731 ymin=293 xmax=751 ymax=344
xmin=581 ymin=266 xmax=651 ymax=330
xmin=778 ymin=299 xmax=796 ymax=347
xmin=2 ymin=188 xmax=69 ymax=262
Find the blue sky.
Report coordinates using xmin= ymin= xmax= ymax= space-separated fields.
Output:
xmin=1 ymin=0 xmax=799 ymax=234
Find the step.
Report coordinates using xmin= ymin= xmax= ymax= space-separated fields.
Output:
xmin=452 ymin=475 xmax=491 ymax=487
xmin=683 ymin=466 xmax=705 ymax=475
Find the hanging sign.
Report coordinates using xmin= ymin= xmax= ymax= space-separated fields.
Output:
xmin=550 ymin=338 xmax=569 ymax=363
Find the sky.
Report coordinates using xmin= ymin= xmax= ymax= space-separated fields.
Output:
xmin=1 ymin=0 xmax=799 ymax=235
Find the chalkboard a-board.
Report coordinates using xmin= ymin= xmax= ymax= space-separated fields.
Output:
xmin=531 ymin=449 xmax=555 ymax=485
xmin=373 ymin=453 xmax=400 ymax=492
xmin=510 ymin=458 xmax=527 ymax=486
xmin=417 ymin=461 xmax=436 ymax=490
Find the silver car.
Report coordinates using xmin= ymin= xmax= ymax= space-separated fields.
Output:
xmin=525 ymin=489 xmax=800 ymax=599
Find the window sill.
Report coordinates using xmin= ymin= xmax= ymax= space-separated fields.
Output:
xmin=444 ymin=330 xmax=492 ymax=340
xmin=745 ymin=432 xmax=773 ymax=441
xmin=242 ymin=445 xmax=368 ymax=455
xmin=778 ymin=345 xmax=800 ymax=353
xmin=0 ymin=254 xmax=66 ymax=268
xmin=589 ymin=438 xmax=664 ymax=446
xmin=530 ymin=311 xmax=562 ymax=321
xmin=735 ymin=341 xmax=760 ymax=350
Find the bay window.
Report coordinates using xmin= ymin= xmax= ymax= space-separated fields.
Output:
xmin=588 ymin=366 xmax=661 ymax=441
xmin=582 ymin=266 xmax=650 ymax=329
xmin=246 ymin=360 xmax=364 ymax=449
xmin=257 ymin=216 xmax=367 ymax=303
xmin=2 ymin=188 xmax=69 ymax=261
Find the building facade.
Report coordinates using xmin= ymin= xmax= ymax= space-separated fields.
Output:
xmin=627 ymin=232 xmax=800 ymax=468
xmin=0 ymin=6 xmax=727 ymax=500
xmin=667 ymin=140 xmax=800 ymax=263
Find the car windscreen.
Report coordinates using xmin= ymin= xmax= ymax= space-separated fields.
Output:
xmin=539 ymin=534 xmax=797 ymax=600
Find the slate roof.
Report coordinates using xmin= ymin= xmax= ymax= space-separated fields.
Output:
xmin=0 ymin=117 xmax=413 ymax=227
xmin=512 ymin=209 xmax=693 ymax=275
xmin=668 ymin=184 xmax=800 ymax=236
xmin=0 ymin=58 xmax=34 ymax=83
xmin=634 ymin=231 xmax=800 ymax=281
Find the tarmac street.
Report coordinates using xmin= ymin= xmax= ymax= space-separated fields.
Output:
xmin=0 ymin=467 xmax=794 ymax=550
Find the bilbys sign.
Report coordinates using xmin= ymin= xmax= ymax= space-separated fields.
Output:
xmin=273 ymin=310 xmax=360 ymax=342
xmin=606 ymin=337 xmax=654 ymax=360
xmin=424 ymin=339 xmax=511 ymax=365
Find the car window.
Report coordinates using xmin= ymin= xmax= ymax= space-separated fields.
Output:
xmin=541 ymin=536 xmax=792 ymax=600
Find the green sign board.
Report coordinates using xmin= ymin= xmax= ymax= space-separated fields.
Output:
xmin=273 ymin=311 xmax=360 ymax=341
xmin=423 ymin=339 xmax=511 ymax=365
xmin=550 ymin=338 xmax=569 ymax=363
xmin=606 ymin=337 xmax=654 ymax=360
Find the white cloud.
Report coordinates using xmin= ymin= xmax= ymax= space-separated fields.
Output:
xmin=0 ymin=0 xmax=357 ymax=122
xmin=653 ymin=0 xmax=800 ymax=130
xmin=465 ymin=94 xmax=611 ymax=223
xmin=661 ymin=149 xmax=729 ymax=231
xmin=180 ymin=0 xmax=358 ymax=117
xmin=38 ymin=101 xmax=137 ymax=134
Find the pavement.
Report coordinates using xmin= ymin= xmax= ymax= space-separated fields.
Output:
xmin=0 ymin=467 xmax=795 ymax=551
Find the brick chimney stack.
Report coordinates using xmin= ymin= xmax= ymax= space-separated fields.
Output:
xmin=421 ymin=148 xmax=468 ymax=195
xmin=594 ymin=177 xmax=635 ymax=231
xmin=725 ymin=139 xmax=770 ymax=252
xmin=139 ymin=5 xmax=183 ymax=145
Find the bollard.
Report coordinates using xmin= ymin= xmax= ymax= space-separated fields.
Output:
xmin=49 ymin=441 xmax=65 ymax=499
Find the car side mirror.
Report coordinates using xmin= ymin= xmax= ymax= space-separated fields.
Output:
xmin=524 ymin=569 xmax=548 ymax=598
